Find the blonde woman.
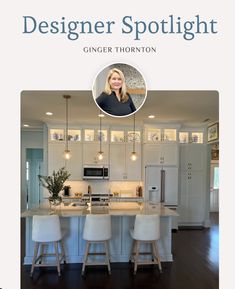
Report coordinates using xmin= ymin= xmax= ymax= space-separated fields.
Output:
xmin=96 ymin=68 xmax=136 ymax=116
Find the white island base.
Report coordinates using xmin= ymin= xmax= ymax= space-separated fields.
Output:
xmin=22 ymin=204 xmax=177 ymax=264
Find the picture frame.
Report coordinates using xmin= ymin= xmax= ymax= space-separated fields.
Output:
xmin=207 ymin=122 xmax=219 ymax=143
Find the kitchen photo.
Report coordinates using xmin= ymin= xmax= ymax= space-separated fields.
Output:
xmin=21 ymin=89 xmax=219 ymax=289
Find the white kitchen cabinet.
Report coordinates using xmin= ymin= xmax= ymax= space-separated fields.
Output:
xmin=82 ymin=143 xmax=109 ymax=165
xmin=48 ymin=143 xmax=83 ymax=180
xmin=179 ymin=131 xmax=204 ymax=144
xmin=65 ymin=143 xmax=83 ymax=180
xmin=49 ymin=128 xmax=81 ymax=142
xmin=48 ymin=143 xmax=66 ymax=174
xmin=178 ymin=144 xmax=208 ymax=226
xmin=125 ymin=144 xmax=142 ymax=180
xmin=145 ymin=127 xmax=177 ymax=142
xmin=180 ymin=144 xmax=206 ymax=171
xmin=143 ymin=144 xmax=179 ymax=166
xmin=110 ymin=143 xmax=141 ymax=180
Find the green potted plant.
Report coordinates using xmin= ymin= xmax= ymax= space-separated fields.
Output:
xmin=38 ymin=167 xmax=71 ymax=207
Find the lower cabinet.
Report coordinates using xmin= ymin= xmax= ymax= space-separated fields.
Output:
xmin=179 ymin=170 xmax=206 ymax=225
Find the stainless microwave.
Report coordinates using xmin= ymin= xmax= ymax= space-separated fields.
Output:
xmin=83 ymin=165 xmax=109 ymax=180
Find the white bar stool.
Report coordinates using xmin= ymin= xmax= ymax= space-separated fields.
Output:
xmin=30 ymin=215 xmax=66 ymax=277
xmin=130 ymin=214 xmax=162 ymax=275
xmin=82 ymin=214 xmax=111 ymax=275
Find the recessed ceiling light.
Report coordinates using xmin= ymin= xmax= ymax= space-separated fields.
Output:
xmin=23 ymin=124 xmax=29 ymax=127
xmin=98 ymin=113 xmax=105 ymax=118
xmin=148 ymin=115 xmax=155 ymax=119
xmin=46 ymin=112 xmax=53 ymax=116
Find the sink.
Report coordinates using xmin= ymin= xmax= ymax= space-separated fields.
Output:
xmin=62 ymin=203 xmax=87 ymax=210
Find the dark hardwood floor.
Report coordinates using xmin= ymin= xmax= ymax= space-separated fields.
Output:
xmin=21 ymin=213 xmax=219 ymax=289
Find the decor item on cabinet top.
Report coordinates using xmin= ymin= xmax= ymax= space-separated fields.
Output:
xmin=38 ymin=167 xmax=71 ymax=206
xmin=130 ymin=113 xmax=138 ymax=161
xmin=136 ymin=185 xmax=143 ymax=197
xmin=63 ymin=185 xmax=71 ymax=196
xmin=63 ymin=94 xmax=72 ymax=160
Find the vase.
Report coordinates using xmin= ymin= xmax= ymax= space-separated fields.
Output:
xmin=48 ymin=196 xmax=62 ymax=214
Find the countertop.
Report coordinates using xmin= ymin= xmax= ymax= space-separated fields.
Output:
xmin=21 ymin=202 xmax=178 ymax=218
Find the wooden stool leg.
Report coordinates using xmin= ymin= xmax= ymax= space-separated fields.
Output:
xmin=130 ymin=240 xmax=136 ymax=262
xmin=153 ymin=241 xmax=162 ymax=273
xmin=30 ymin=242 xmax=39 ymax=277
xmin=39 ymin=243 xmax=45 ymax=264
xmin=54 ymin=241 xmax=61 ymax=276
xmin=104 ymin=241 xmax=111 ymax=275
xmin=134 ymin=241 xmax=140 ymax=275
xmin=60 ymin=240 xmax=67 ymax=263
xmin=151 ymin=241 xmax=155 ymax=262
xmin=82 ymin=242 xmax=90 ymax=275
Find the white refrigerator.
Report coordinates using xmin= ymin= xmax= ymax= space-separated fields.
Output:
xmin=145 ymin=165 xmax=178 ymax=206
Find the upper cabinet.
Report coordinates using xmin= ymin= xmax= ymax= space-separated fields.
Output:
xmin=109 ymin=127 xmax=142 ymax=180
xmin=143 ymin=144 xmax=179 ymax=166
xmin=109 ymin=143 xmax=142 ymax=181
xmin=84 ymin=128 xmax=108 ymax=142
xmin=110 ymin=129 xmax=141 ymax=143
xmin=48 ymin=142 xmax=83 ymax=180
xmin=179 ymin=130 xmax=204 ymax=144
xmin=143 ymin=125 xmax=179 ymax=166
xmin=83 ymin=143 xmax=109 ymax=165
xmin=49 ymin=128 xmax=81 ymax=142
xmin=144 ymin=127 xmax=177 ymax=143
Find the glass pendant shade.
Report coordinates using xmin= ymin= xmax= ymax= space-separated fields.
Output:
xmin=97 ymin=151 xmax=104 ymax=160
xmin=64 ymin=149 xmax=71 ymax=160
xmin=130 ymin=113 xmax=137 ymax=161
xmin=130 ymin=151 xmax=137 ymax=161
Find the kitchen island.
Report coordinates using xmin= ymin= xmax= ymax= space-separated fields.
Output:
xmin=21 ymin=202 xmax=178 ymax=264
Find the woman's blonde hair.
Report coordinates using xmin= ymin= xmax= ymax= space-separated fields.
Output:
xmin=104 ymin=68 xmax=129 ymax=102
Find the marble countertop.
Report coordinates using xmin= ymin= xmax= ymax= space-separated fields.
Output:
xmin=21 ymin=202 xmax=178 ymax=218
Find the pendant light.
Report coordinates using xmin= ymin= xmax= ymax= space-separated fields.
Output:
xmin=97 ymin=111 xmax=104 ymax=161
xmin=63 ymin=95 xmax=71 ymax=160
xmin=130 ymin=113 xmax=137 ymax=161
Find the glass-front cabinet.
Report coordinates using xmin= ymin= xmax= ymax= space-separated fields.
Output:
xmin=49 ymin=128 xmax=81 ymax=142
xmin=110 ymin=128 xmax=142 ymax=143
xmin=110 ymin=130 xmax=125 ymax=143
xmin=84 ymin=128 xmax=108 ymax=142
xmin=179 ymin=131 xmax=204 ymax=144
xmin=49 ymin=128 xmax=65 ymax=141
xmin=145 ymin=127 xmax=177 ymax=143
xmin=68 ymin=129 xmax=81 ymax=141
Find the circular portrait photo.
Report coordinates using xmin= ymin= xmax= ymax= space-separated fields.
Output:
xmin=92 ymin=63 xmax=147 ymax=117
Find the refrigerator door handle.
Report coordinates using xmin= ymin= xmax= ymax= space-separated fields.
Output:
xmin=160 ymin=169 xmax=165 ymax=202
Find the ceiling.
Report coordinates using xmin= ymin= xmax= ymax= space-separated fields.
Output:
xmin=21 ymin=90 xmax=219 ymax=129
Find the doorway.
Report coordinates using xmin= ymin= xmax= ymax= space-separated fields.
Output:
xmin=210 ymin=144 xmax=219 ymax=212
xmin=26 ymin=148 xmax=43 ymax=209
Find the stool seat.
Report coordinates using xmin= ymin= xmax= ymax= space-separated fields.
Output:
xmin=30 ymin=215 xmax=66 ymax=277
xmin=130 ymin=214 xmax=162 ymax=275
xmin=82 ymin=214 xmax=111 ymax=275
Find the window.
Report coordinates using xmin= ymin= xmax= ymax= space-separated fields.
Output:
xmin=213 ymin=167 xmax=219 ymax=189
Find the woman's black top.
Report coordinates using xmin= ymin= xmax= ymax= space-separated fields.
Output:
xmin=96 ymin=91 xmax=136 ymax=116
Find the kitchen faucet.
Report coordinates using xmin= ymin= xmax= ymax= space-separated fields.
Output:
xmin=88 ymin=185 xmax=92 ymax=207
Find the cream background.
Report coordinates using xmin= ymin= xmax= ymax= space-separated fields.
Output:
xmin=1 ymin=1 xmax=234 ymax=288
